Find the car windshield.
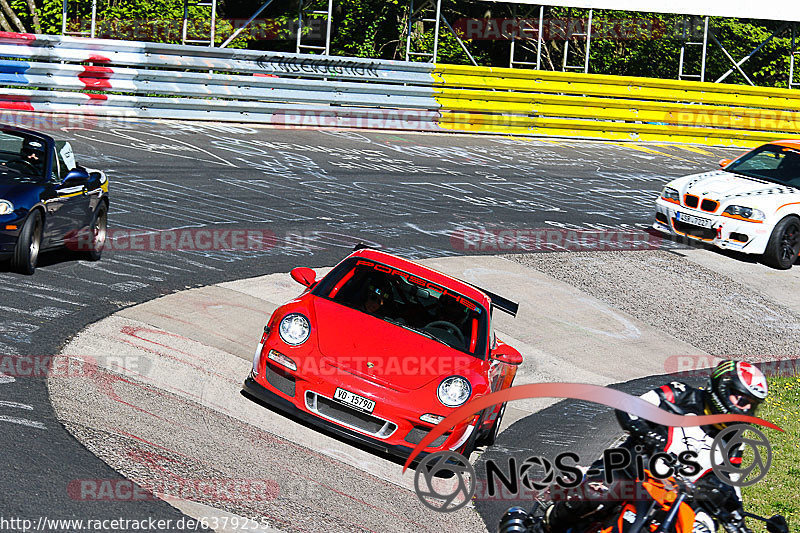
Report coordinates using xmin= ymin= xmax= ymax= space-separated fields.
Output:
xmin=313 ymin=257 xmax=489 ymax=357
xmin=724 ymin=144 xmax=800 ymax=187
xmin=0 ymin=130 xmax=47 ymax=181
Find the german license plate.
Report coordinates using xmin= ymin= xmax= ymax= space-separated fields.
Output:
xmin=333 ymin=388 xmax=375 ymax=413
xmin=675 ymin=211 xmax=712 ymax=228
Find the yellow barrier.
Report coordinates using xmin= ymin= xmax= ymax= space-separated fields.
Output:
xmin=433 ymin=64 xmax=800 ymax=147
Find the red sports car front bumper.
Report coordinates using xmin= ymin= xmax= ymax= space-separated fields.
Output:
xmin=243 ymin=357 xmax=477 ymax=459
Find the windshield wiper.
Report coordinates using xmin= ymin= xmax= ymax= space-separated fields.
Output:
xmin=412 ymin=327 xmax=454 ymax=348
xmin=384 ymin=318 xmax=455 ymax=348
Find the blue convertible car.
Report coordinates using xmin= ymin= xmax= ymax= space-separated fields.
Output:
xmin=0 ymin=126 xmax=108 ymax=274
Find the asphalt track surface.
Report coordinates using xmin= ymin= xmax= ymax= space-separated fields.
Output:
xmin=0 ymin=114 xmax=744 ymax=529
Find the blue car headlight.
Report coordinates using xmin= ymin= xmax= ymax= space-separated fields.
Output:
xmin=0 ymin=200 xmax=13 ymax=216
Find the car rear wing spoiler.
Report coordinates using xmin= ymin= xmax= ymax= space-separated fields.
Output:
xmin=468 ymin=284 xmax=519 ymax=317
xmin=350 ymin=243 xmax=519 ymax=317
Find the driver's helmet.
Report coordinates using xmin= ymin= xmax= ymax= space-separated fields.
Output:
xmin=705 ymin=360 xmax=768 ymax=419
xmin=21 ymin=138 xmax=46 ymax=159
xmin=364 ymin=279 xmax=391 ymax=308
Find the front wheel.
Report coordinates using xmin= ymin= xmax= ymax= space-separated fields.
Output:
xmin=86 ymin=202 xmax=108 ymax=261
xmin=476 ymin=403 xmax=506 ymax=448
xmin=12 ymin=210 xmax=43 ymax=275
xmin=459 ymin=409 xmax=489 ymax=458
xmin=763 ymin=216 xmax=800 ymax=270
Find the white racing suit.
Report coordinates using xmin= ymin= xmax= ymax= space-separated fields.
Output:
xmin=547 ymin=381 xmax=748 ymax=533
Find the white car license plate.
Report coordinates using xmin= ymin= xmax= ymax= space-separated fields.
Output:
xmin=675 ymin=211 xmax=712 ymax=228
xmin=333 ymin=388 xmax=375 ymax=413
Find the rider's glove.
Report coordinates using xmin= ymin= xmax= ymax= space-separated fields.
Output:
xmin=766 ymin=515 xmax=789 ymax=533
xmin=641 ymin=430 xmax=666 ymax=451
xmin=719 ymin=509 xmax=752 ymax=533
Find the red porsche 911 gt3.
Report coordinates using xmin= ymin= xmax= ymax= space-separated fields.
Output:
xmin=242 ymin=247 xmax=523 ymax=460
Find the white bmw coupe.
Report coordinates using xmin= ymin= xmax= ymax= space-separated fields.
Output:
xmin=654 ymin=141 xmax=800 ymax=269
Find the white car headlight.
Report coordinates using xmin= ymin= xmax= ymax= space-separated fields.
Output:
xmin=0 ymin=200 xmax=13 ymax=215
xmin=661 ymin=187 xmax=680 ymax=202
xmin=278 ymin=313 xmax=310 ymax=345
xmin=723 ymin=205 xmax=765 ymax=221
xmin=437 ymin=376 xmax=472 ymax=407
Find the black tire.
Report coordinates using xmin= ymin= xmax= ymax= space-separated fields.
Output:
xmin=476 ymin=403 xmax=506 ymax=448
xmin=12 ymin=210 xmax=43 ymax=275
xmin=86 ymin=202 xmax=108 ymax=261
xmin=763 ymin=216 xmax=800 ymax=270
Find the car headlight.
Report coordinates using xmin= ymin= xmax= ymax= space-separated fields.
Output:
xmin=661 ymin=187 xmax=680 ymax=202
xmin=723 ymin=205 xmax=765 ymax=221
xmin=0 ymin=200 xmax=13 ymax=215
xmin=437 ymin=376 xmax=472 ymax=407
xmin=278 ymin=313 xmax=310 ymax=345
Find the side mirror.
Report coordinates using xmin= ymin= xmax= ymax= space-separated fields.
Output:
xmin=62 ymin=167 xmax=89 ymax=186
xmin=291 ymin=267 xmax=317 ymax=287
xmin=719 ymin=159 xmax=732 ymax=168
xmin=490 ymin=342 xmax=523 ymax=366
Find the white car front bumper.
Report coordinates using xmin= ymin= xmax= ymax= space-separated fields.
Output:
xmin=653 ymin=198 xmax=772 ymax=255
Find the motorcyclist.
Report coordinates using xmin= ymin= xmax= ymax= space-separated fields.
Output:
xmin=542 ymin=359 xmax=773 ymax=533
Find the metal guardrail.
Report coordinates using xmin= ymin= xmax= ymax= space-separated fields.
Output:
xmin=0 ymin=32 xmax=798 ymax=145
xmin=0 ymin=31 xmax=440 ymax=131
xmin=433 ymin=64 xmax=800 ymax=146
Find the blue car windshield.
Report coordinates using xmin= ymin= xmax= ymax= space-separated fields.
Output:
xmin=0 ymin=131 xmax=47 ymax=180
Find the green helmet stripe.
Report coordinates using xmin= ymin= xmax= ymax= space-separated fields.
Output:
xmin=712 ymin=361 xmax=735 ymax=378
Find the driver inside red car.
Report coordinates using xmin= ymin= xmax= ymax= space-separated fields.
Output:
xmin=362 ymin=280 xmax=392 ymax=316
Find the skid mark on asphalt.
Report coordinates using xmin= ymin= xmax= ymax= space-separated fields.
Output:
xmin=66 ymin=128 xmax=237 ymax=168
xmin=0 ymin=366 xmax=45 ymax=430
xmin=117 ymin=179 xmax=276 ymax=225
xmin=0 ymin=284 xmax=88 ymax=307
xmin=0 ymin=414 xmax=46 ymax=429
xmin=0 ymin=321 xmax=40 ymax=345
xmin=0 ymin=305 xmax=70 ymax=318
xmin=118 ymin=325 xmax=228 ymax=377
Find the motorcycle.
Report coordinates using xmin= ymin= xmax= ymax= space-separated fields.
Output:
xmin=498 ymin=469 xmax=789 ymax=533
